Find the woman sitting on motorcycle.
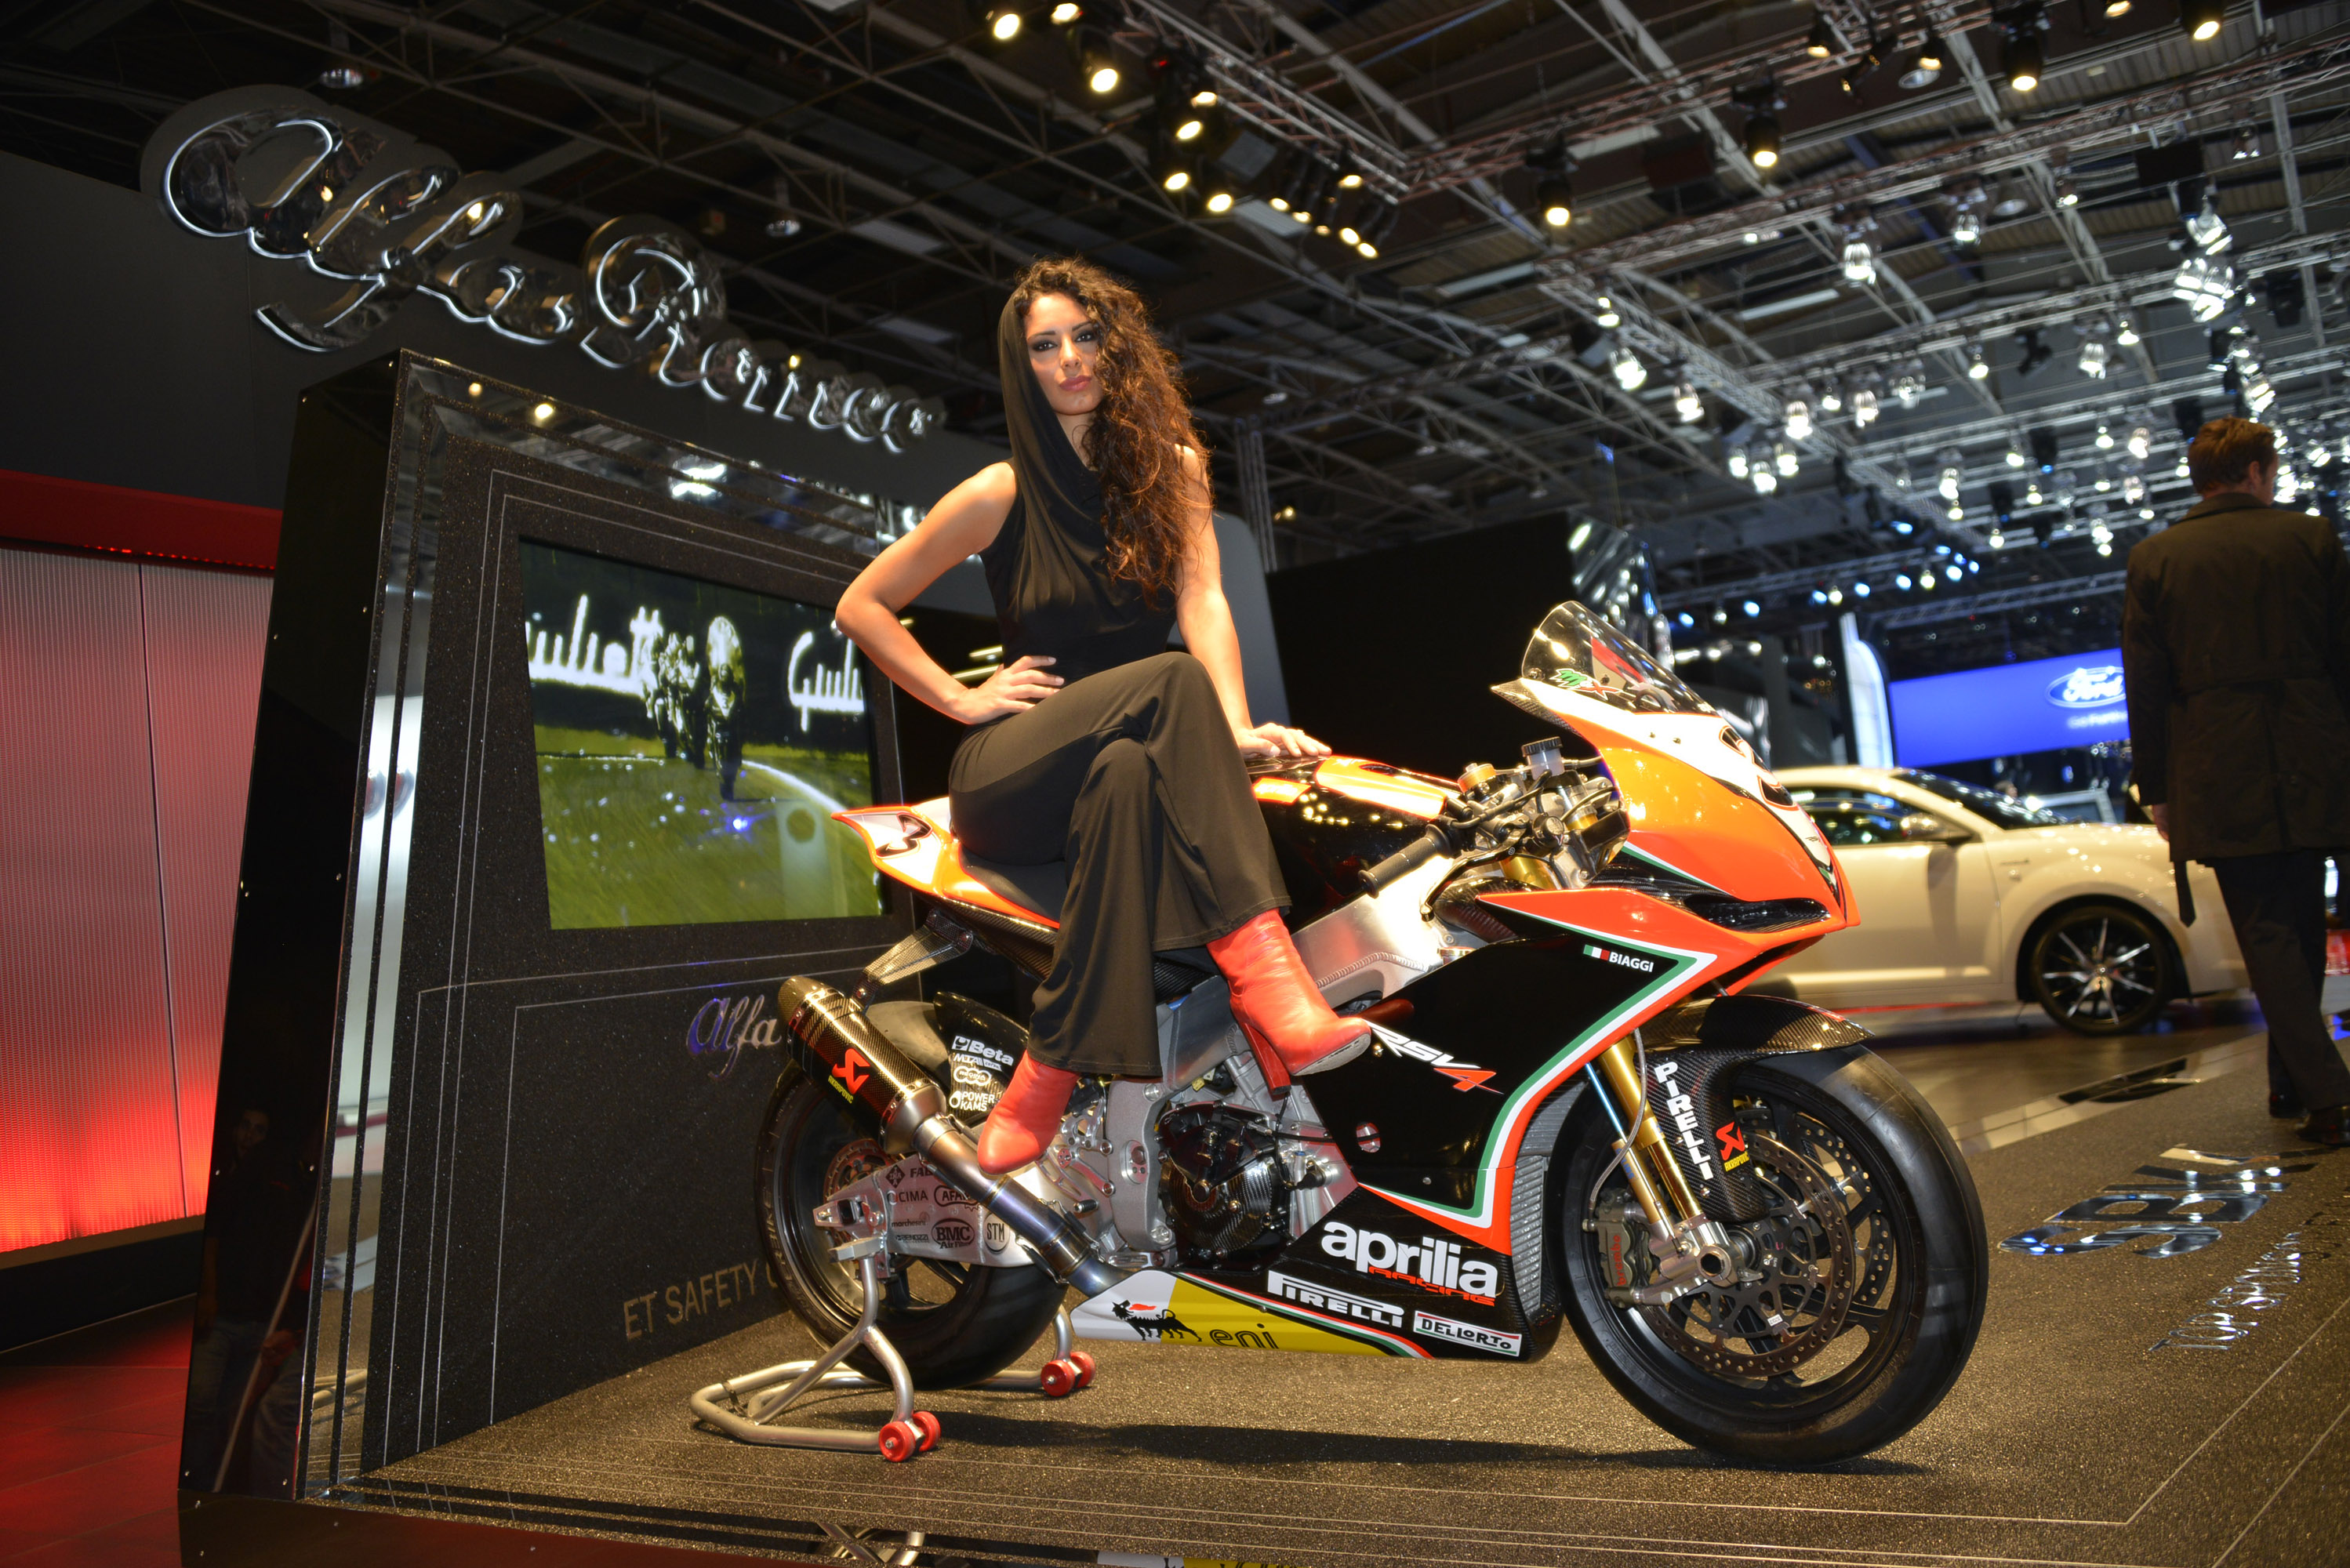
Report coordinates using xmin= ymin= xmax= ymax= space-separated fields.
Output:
xmin=834 ymin=256 xmax=1370 ymax=1174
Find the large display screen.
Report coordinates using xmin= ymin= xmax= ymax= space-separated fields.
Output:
xmin=1887 ymin=646 xmax=2129 ymax=768
xmin=519 ymin=540 xmax=884 ymax=928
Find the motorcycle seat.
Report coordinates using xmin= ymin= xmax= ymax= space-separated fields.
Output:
xmin=961 ymin=853 xmax=1067 ymax=922
xmin=960 ymin=851 xmax=1218 ymax=1000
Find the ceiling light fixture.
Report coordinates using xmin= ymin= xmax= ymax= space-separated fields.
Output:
xmin=1611 ymin=345 xmax=1648 ymax=391
xmin=1594 ymin=295 xmax=1621 ymax=328
xmin=2181 ymin=0 xmax=2224 ymax=41
xmin=1998 ymin=5 xmax=2047 ymax=91
xmin=1804 ymin=10 xmax=1838 ymax=56
xmin=1966 ymin=342 xmax=1991 ymax=379
xmin=1784 ymin=393 xmax=1814 ymax=441
xmin=1674 ymin=381 xmax=1705 ymax=423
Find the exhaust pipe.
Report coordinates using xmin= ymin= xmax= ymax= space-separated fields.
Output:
xmin=777 ymin=978 xmax=1130 ymax=1298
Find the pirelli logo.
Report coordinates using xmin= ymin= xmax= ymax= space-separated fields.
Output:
xmin=1265 ymin=1270 xmax=1406 ymax=1330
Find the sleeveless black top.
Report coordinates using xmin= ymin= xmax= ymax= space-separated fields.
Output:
xmin=979 ymin=488 xmax=1174 ymax=685
xmin=983 ymin=291 xmax=1174 ymax=685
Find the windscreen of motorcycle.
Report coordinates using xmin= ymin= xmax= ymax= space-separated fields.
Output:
xmin=1491 ymin=602 xmax=1841 ymax=906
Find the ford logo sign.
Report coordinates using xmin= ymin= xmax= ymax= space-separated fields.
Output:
xmin=2047 ymin=665 xmax=2126 ymax=709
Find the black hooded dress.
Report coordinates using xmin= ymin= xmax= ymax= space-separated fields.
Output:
xmin=943 ymin=296 xmax=1288 ymax=1077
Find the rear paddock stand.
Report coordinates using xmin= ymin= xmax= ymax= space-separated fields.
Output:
xmin=688 ymin=1236 xmax=1095 ymax=1461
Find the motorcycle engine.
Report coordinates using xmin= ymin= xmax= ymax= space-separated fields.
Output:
xmin=1157 ymin=1105 xmax=1290 ymax=1261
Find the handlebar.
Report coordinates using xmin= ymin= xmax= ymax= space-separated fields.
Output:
xmin=1359 ymin=824 xmax=1455 ymax=896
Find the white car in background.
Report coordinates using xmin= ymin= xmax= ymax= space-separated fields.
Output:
xmin=1771 ymin=767 xmax=2246 ymax=1035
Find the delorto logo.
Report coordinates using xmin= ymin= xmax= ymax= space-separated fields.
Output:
xmin=2047 ymin=665 xmax=2125 ymax=709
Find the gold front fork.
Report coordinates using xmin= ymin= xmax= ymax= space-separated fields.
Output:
xmin=1592 ymin=1036 xmax=1732 ymax=1288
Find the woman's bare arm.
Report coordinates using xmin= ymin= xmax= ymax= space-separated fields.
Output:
xmin=834 ymin=463 xmax=1062 ymax=724
xmin=1171 ymin=452 xmax=1327 ymax=759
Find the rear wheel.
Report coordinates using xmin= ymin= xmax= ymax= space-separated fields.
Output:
xmin=2026 ymin=902 xmax=2173 ymax=1035
xmin=755 ymin=1068 xmax=1063 ymax=1389
xmin=1556 ymin=1045 xmax=1986 ymax=1465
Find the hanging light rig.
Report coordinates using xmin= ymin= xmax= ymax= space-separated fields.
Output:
xmin=1731 ymin=78 xmax=1785 ymax=169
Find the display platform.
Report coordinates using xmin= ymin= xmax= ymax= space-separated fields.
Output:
xmin=292 ymin=1027 xmax=2346 ymax=1568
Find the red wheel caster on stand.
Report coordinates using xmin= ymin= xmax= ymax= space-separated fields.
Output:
xmin=877 ymin=1419 xmax=924 ymax=1463
xmin=1067 ymin=1351 xmax=1096 ymax=1389
xmin=1039 ymin=1359 xmax=1081 ymax=1398
xmin=908 ymin=1410 xmax=942 ymax=1451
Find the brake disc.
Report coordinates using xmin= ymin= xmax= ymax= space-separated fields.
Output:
xmin=1636 ymin=1131 xmax=1856 ymax=1380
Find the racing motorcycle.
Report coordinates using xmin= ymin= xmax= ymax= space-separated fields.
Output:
xmin=756 ymin=601 xmax=1986 ymax=1464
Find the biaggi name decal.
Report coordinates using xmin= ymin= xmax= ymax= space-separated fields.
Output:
xmin=140 ymin=86 xmax=943 ymax=450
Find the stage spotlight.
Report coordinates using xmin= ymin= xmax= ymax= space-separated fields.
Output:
xmin=2127 ymin=424 xmax=2152 ymax=459
xmin=1088 ymin=57 xmax=1121 ymax=93
xmin=1336 ymin=158 xmax=1364 ymax=191
xmin=2055 ymin=174 xmax=2079 ymax=205
xmin=1538 ymin=174 xmax=1573 ymax=228
xmin=1967 ymin=343 xmax=1990 ymax=379
xmin=1157 ymin=151 xmax=1193 ymax=192
xmin=1743 ymin=600 xmax=1761 ymax=617
xmin=2079 ymin=336 xmax=2110 ymax=379
xmin=1805 ymin=11 xmax=1837 ymax=55
xmin=1900 ymin=29 xmax=1945 ymax=89
xmin=1611 ymin=345 xmax=1648 ymax=391
xmin=1841 ymin=238 xmax=1876 ymax=285
xmin=2003 ymin=27 xmax=2043 ymax=92
xmin=1674 ymin=381 xmax=1705 ymax=423
xmin=1744 ymin=111 xmax=1781 ymax=169
xmin=1775 ymin=442 xmax=1800 ymax=477
xmin=1728 ymin=448 xmax=1750 ymax=479
xmin=2115 ymin=316 xmax=2139 ymax=345
xmin=1753 ymin=464 xmax=1779 ymax=495
xmin=1051 ymin=1 xmax=1081 ymax=19
xmin=1073 ymin=27 xmax=1121 ymax=93
xmin=1357 ymin=240 xmax=1378 ymax=259
xmin=1852 ymin=386 xmax=1880 ymax=427
xmin=2181 ymin=0 xmax=2224 ymax=41
xmin=1784 ymin=395 xmax=1812 ymax=441
xmin=1594 ymin=295 xmax=1621 ymax=328
xmin=987 ymin=6 xmax=1022 ymax=41
xmin=2232 ymin=125 xmax=2261 ymax=161
xmin=2185 ymin=192 xmax=2232 ymax=255
xmin=2007 ymin=442 xmax=2026 ymax=467
xmin=2171 ymin=254 xmax=2238 ymax=321
xmin=1204 ymin=186 xmax=1235 ymax=214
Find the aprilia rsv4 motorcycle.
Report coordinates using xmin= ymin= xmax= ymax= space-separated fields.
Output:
xmin=757 ymin=601 xmax=1987 ymax=1464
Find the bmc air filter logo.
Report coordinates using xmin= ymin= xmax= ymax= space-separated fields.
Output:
xmin=2047 ymin=665 xmax=2126 ymax=708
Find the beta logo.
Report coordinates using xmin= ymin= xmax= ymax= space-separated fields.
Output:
xmin=1318 ymin=1221 xmax=1499 ymax=1305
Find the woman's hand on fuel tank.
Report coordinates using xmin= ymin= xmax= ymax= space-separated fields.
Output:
xmin=1233 ymin=721 xmax=1331 ymax=759
xmin=953 ymin=655 xmax=1062 ymax=723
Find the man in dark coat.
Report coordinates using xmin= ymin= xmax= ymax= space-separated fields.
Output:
xmin=2122 ymin=416 xmax=2350 ymax=1145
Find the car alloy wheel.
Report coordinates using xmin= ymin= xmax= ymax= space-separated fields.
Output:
xmin=2028 ymin=903 xmax=2171 ymax=1035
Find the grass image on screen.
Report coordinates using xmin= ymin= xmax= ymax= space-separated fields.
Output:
xmin=520 ymin=541 xmax=884 ymax=929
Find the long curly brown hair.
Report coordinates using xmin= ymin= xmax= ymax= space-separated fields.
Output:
xmin=1011 ymin=256 xmax=1208 ymax=601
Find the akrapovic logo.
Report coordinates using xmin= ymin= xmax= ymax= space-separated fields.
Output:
xmin=1582 ymin=942 xmax=1656 ymax=974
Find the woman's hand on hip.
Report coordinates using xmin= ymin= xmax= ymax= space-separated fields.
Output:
xmin=953 ymin=655 xmax=1062 ymax=724
xmin=1233 ymin=720 xmax=1331 ymax=759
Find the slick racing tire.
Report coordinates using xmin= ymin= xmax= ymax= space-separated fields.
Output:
xmin=756 ymin=1067 xmax=1063 ymax=1391
xmin=1556 ymin=1044 xmax=1987 ymax=1465
xmin=2025 ymin=901 xmax=2174 ymax=1036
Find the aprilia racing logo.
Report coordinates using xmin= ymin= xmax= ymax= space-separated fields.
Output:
xmin=1318 ymin=1221 xmax=1499 ymax=1305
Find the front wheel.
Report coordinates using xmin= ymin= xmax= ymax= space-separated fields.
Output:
xmin=1556 ymin=1044 xmax=1986 ymax=1465
xmin=755 ymin=1068 xmax=1064 ymax=1390
xmin=2025 ymin=902 xmax=2174 ymax=1035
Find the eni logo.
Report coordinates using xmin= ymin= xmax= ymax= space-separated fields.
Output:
xmin=2047 ymin=665 xmax=2126 ymax=709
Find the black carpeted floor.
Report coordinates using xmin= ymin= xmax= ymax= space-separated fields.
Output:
xmin=353 ymin=1025 xmax=2350 ymax=1568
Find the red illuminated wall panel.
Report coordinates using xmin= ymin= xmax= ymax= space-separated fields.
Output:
xmin=140 ymin=564 xmax=272 ymax=1211
xmin=0 ymin=546 xmax=270 ymax=1254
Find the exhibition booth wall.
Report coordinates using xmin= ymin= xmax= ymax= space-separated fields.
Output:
xmin=0 ymin=147 xmax=1287 ymax=1306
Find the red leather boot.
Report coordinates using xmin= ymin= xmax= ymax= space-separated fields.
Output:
xmin=1208 ymin=912 xmax=1371 ymax=1074
xmin=975 ymin=1055 xmax=1081 ymax=1174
